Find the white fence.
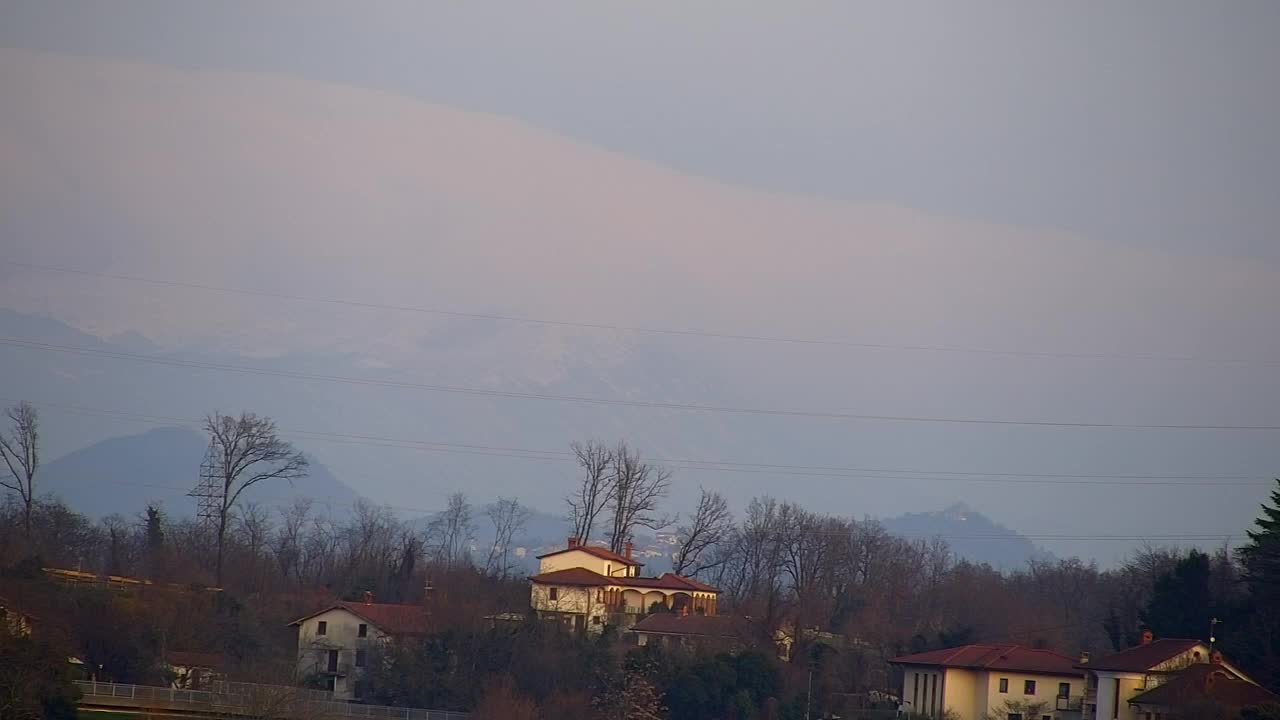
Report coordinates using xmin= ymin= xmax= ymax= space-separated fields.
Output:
xmin=75 ymin=680 xmax=468 ymax=720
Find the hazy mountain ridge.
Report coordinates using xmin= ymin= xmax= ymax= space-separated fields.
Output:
xmin=880 ymin=502 xmax=1051 ymax=570
xmin=38 ymin=426 xmax=361 ymax=520
xmin=2 ymin=49 xmax=1276 ymax=564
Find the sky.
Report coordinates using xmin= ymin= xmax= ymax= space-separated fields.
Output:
xmin=0 ymin=2 xmax=1278 ymax=564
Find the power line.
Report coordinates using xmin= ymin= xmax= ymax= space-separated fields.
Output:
xmin=5 ymin=337 xmax=1280 ymax=431
xmin=13 ymin=397 xmax=1273 ymax=487
xmin=7 ymin=260 xmax=1278 ymax=367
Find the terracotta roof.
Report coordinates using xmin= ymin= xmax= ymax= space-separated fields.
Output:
xmin=166 ymin=651 xmax=224 ymax=670
xmin=289 ymin=601 xmax=431 ymax=636
xmin=529 ymin=569 xmax=721 ymax=593
xmin=1129 ymin=664 xmax=1278 ymax=709
xmin=890 ymin=645 xmax=1079 ymax=676
xmin=622 ymin=573 xmax=721 ymax=593
xmin=530 ymin=567 xmax=612 ymax=586
xmin=631 ymin=614 xmax=753 ymax=639
xmin=1078 ymin=639 xmax=1204 ymax=672
xmin=536 ymin=544 xmax=643 ymax=566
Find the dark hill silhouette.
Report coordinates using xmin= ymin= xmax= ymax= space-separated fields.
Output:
xmin=39 ymin=426 xmax=361 ymax=520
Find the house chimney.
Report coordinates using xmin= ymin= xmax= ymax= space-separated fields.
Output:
xmin=568 ymin=536 xmax=579 ymax=548
xmin=1140 ymin=629 xmax=1154 ymax=646
xmin=1079 ymin=652 xmax=1091 ymax=664
xmin=364 ymin=591 xmax=374 ymax=605
xmin=625 ymin=541 xmax=633 ymax=560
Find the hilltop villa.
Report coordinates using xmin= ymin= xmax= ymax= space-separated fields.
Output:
xmin=529 ymin=537 xmax=720 ymax=634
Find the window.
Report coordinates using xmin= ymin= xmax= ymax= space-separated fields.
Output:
xmin=1059 ymin=683 xmax=1070 ymax=698
xmin=592 ymin=616 xmax=602 ymax=624
xmin=358 ymin=623 xmax=368 ymax=638
xmin=549 ymin=587 xmax=559 ymax=601
xmin=913 ymin=673 xmax=920 ymax=711
xmin=1042 ymin=716 xmax=1052 ymax=720
xmin=326 ymin=649 xmax=338 ymax=672
xmin=1024 ymin=680 xmax=1037 ymax=695
xmin=999 ymin=678 xmax=1009 ymax=693
xmin=1008 ymin=714 xmax=1023 ymax=720
xmin=355 ymin=650 xmax=367 ymax=668
xmin=317 ymin=621 xmax=328 ymax=636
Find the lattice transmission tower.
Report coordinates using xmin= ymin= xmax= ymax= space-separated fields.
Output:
xmin=189 ymin=439 xmax=225 ymax=531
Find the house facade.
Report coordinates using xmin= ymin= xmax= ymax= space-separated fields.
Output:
xmin=290 ymin=593 xmax=429 ymax=700
xmin=890 ymin=645 xmax=1086 ymax=720
xmin=529 ymin=538 xmax=720 ymax=634
xmin=0 ymin=596 xmax=37 ymax=637
xmin=1078 ymin=632 xmax=1254 ymax=720
xmin=1128 ymin=656 xmax=1278 ymax=718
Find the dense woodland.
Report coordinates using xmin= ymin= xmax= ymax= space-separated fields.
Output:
xmin=3 ymin=402 xmax=1280 ymax=720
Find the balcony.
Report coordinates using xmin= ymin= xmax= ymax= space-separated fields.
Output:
xmin=1056 ymin=696 xmax=1084 ymax=713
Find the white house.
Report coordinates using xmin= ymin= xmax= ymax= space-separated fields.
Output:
xmin=890 ymin=644 xmax=1086 ymax=720
xmin=1078 ymin=631 xmax=1255 ymax=720
xmin=289 ymin=593 xmax=429 ymax=700
xmin=529 ymin=537 xmax=720 ymax=635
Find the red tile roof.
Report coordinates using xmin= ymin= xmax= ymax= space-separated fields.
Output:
xmin=631 ymin=614 xmax=752 ymax=639
xmin=289 ymin=601 xmax=431 ymax=636
xmin=528 ymin=569 xmax=721 ymax=593
xmin=529 ymin=567 xmax=611 ymax=586
xmin=1078 ymin=639 xmax=1204 ymax=672
xmin=536 ymin=544 xmax=643 ymax=566
xmin=890 ymin=645 xmax=1080 ymax=676
xmin=1129 ymin=664 xmax=1278 ymax=709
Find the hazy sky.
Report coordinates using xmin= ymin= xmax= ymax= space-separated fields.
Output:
xmin=3 ymin=1 xmax=1278 ymax=262
xmin=1 ymin=2 xmax=1278 ymax=565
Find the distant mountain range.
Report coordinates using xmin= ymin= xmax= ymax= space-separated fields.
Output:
xmin=34 ymin=424 xmax=1047 ymax=570
xmin=39 ymin=426 xmax=360 ymax=520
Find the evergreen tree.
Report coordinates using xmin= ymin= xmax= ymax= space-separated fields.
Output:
xmin=1240 ymin=479 xmax=1280 ymax=604
xmin=1141 ymin=549 xmax=1213 ymax=639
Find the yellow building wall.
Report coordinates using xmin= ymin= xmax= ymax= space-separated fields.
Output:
xmin=529 ymin=583 xmax=607 ymax=625
xmin=539 ymin=549 xmax=627 ymax=576
xmin=944 ymin=668 xmax=980 ymax=720
xmin=982 ymin=672 xmax=1084 ymax=720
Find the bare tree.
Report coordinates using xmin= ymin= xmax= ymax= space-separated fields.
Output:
xmin=606 ymin=442 xmax=671 ymax=555
xmin=565 ymin=440 xmax=614 ymax=543
xmin=0 ymin=401 xmax=39 ymax=539
xmin=205 ymin=411 xmax=309 ymax=586
xmin=671 ymin=488 xmax=733 ymax=577
xmin=272 ymin=498 xmax=312 ymax=582
xmin=427 ymin=492 xmax=474 ymax=569
xmin=484 ymin=497 xmax=531 ymax=578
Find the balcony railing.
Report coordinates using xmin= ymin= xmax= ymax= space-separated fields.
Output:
xmin=1057 ymin=696 xmax=1084 ymax=712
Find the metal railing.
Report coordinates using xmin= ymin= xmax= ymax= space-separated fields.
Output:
xmin=75 ymin=680 xmax=468 ymax=720
xmin=1057 ymin=696 xmax=1084 ymax=712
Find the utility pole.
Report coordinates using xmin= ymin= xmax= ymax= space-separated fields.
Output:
xmin=806 ymin=664 xmax=813 ymax=720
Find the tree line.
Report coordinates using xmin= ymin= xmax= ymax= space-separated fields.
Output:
xmin=4 ymin=400 xmax=1280 ymax=718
